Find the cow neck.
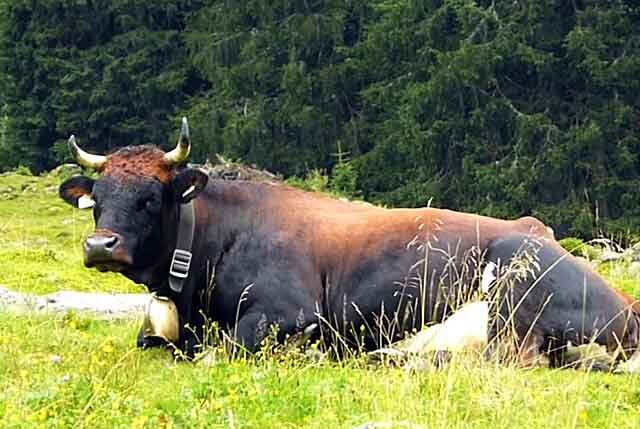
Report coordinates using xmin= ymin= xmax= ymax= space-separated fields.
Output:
xmin=208 ymin=180 xmax=262 ymax=240
xmin=168 ymin=201 xmax=195 ymax=293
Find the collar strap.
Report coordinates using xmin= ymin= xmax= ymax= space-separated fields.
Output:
xmin=169 ymin=201 xmax=195 ymax=293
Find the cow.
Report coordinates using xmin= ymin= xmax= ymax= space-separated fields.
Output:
xmin=58 ymin=118 xmax=553 ymax=356
xmin=482 ymin=233 xmax=640 ymax=369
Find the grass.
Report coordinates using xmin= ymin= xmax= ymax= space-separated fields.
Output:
xmin=1 ymin=171 xmax=640 ymax=428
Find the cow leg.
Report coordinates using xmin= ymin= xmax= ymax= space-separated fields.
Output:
xmin=226 ymin=311 xmax=266 ymax=354
xmin=135 ymin=317 xmax=203 ymax=359
xmin=215 ymin=251 xmax=322 ymax=354
xmin=547 ymin=343 xmax=570 ymax=369
xmin=230 ymin=305 xmax=320 ymax=354
xmin=135 ymin=323 xmax=200 ymax=359
xmin=228 ymin=311 xmax=285 ymax=353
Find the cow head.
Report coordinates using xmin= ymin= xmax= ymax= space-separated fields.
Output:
xmin=59 ymin=118 xmax=208 ymax=288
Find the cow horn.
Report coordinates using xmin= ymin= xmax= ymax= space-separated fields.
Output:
xmin=164 ymin=117 xmax=191 ymax=165
xmin=68 ymin=135 xmax=107 ymax=170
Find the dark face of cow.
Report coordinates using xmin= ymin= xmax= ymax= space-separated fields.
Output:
xmin=58 ymin=119 xmax=208 ymax=287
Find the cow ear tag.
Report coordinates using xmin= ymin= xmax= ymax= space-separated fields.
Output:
xmin=481 ymin=261 xmax=497 ymax=294
xmin=77 ymin=194 xmax=96 ymax=209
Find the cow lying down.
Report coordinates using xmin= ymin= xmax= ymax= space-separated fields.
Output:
xmin=371 ymin=234 xmax=640 ymax=372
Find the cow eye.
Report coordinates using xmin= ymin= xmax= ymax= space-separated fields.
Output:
xmin=137 ymin=197 xmax=151 ymax=211
xmin=146 ymin=200 xmax=159 ymax=212
xmin=138 ymin=197 xmax=159 ymax=213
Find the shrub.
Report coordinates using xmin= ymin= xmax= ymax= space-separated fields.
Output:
xmin=558 ymin=237 xmax=603 ymax=260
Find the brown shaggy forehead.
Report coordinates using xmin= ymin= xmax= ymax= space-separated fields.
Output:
xmin=102 ymin=145 xmax=174 ymax=183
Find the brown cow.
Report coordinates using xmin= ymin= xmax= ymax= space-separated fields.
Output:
xmin=58 ymin=118 xmax=552 ymax=354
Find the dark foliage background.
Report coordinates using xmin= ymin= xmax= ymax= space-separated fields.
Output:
xmin=1 ymin=0 xmax=639 ymax=238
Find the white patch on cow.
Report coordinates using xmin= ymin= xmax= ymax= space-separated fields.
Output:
xmin=481 ymin=261 xmax=497 ymax=294
xmin=399 ymin=301 xmax=489 ymax=354
xmin=77 ymin=194 xmax=95 ymax=209
xmin=182 ymin=185 xmax=196 ymax=199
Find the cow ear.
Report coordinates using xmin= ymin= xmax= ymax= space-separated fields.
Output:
xmin=59 ymin=176 xmax=96 ymax=209
xmin=170 ymin=169 xmax=208 ymax=204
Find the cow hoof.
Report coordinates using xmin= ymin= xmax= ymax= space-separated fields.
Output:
xmin=137 ymin=335 xmax=168 ymax=349
xmin=136 ymin=328 xmax=168 ymax=349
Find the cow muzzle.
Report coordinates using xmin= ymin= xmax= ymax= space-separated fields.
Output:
xmin=83 ymin=231 xmax=132 ymax=270
xmin=142 ymin=294 xmax=180 ymax=343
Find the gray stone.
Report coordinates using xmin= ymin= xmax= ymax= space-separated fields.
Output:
xmin=0 ymin=286 xmax=148 ymax=319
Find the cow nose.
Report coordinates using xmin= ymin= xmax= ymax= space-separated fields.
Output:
xmin=89 ymin=235 xmax=117 ymax=251
xmin=83 ymin=233 xmax=130 ymax=268
xmin=84 ymin=234 xmax=118 ymax=264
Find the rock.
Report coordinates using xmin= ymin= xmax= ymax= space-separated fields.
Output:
xmin=616 ymin=351 xmax=640 ymax=374
xmin=0 ymin=190 xmax=17 ymax=201
xmin=0 ymin=286 xmax=148 ymax=319
xmin=598 ymin=249 xmax=624 ymax=263
xmin=43 ymin=290 xmax=148 ymax=317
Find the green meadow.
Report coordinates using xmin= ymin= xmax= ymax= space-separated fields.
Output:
xmin=1 ymin=171 xmax=640 ymax=428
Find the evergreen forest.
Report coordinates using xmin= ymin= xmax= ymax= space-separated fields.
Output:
xmin=1 ymin=0 xmax=639 ymax=238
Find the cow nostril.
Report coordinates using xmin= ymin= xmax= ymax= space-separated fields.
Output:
xmin=104 ymin=236 xmax=118 ymax=250
xmin=85 ymin=234 xmax=119 ymax=254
